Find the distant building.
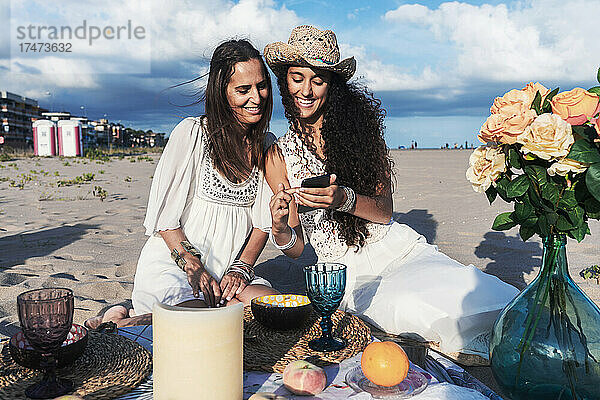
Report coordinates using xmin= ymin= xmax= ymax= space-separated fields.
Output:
xmin=1 ymin=91 xmax=47 ymax=147
xmin=127 ymin=129 xmax=165 ymax=147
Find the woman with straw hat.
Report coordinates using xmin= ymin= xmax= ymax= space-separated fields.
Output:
xmin=263 ymin=25 xmax=518 ymax=358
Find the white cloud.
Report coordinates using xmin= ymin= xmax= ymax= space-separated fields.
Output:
xmin=384 ymin=0 xmax=600 ymax=83
xmin=2 ymin=0 xmax=301 ymax=94
xmin=148 ymin=0 xmax=301 ymax=61
xmin=341 ymin=43 xmax=444 ymax=91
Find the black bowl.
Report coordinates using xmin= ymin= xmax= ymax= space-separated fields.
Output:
xmin=251 ymin=294 xmax=312 ymax=331
xmin=9 ymin=323 xmax=89 ymax=369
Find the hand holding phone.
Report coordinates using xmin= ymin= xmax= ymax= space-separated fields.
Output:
xmin=297 ymin=174 xmax=331 ymax=213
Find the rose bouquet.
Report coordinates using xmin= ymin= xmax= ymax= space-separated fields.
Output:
xmin=467 ymin=70 xmax=600 ymax=400
xmin=467 ymin=73 xmax=600 ymax=241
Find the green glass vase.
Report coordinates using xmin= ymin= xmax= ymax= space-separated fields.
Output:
xmin=490 ymin=234 xmax=600 ymax=400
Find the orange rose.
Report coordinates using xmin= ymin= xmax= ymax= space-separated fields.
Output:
xmin=481 ymin=84 xmax=543 ymax=144
xmin=594 ymin=118 xmax=600 ymax=136
xmin=479 ymin=108 xmax=537 ymax=144
xmin=551 ymin=88 xmax=600 ymax=126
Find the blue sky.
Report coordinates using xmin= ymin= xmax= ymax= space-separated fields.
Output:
xmin=1 ymin=0 xmax=600 ymax=148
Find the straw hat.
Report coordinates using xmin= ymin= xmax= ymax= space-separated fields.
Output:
xmin=264 ymin=25 xmax=356 ymax=81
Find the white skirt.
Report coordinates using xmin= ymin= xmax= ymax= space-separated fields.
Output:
xmin=132 ymin=195 xmax=271 ymax=315
xmin=332 ymin=222 xmax=519 ymax=356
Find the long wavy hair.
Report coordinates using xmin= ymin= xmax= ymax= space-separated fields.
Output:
xmin=201 ymin=40 xmax=273 ymax=181
xmin=277 ymin=68 xmax=393 ymax=248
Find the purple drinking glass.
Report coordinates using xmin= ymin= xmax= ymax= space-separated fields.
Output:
xmin=17 ymin=288 xmax=74 ymax=399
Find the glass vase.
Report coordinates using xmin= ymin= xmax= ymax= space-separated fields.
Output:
xmin=490 ymin=234 xmax=600 ymax=400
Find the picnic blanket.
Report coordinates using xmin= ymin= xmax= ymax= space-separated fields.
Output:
xmin=116 ymin=325 xmax=501 ymax=400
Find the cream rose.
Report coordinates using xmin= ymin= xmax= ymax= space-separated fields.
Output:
xmin=466 ymin=145 xmax=506 ymax=193
xmin=516 ymin=113 xmax=573 ymax=160
xmin=548 ymin=158 xmax=589 ymax=176
xmin=551 ymin=88 xmax=600 ymax=126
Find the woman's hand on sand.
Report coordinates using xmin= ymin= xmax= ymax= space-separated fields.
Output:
xmin=270 ymin=183 xmax=295 ymax=233
xmin=219 ymin=272 xmax=248 ymax=305
xmin=183 ymin=254 xmax=221 ymax=307
xmin=294 ymin=174 xmax=346 ymax=210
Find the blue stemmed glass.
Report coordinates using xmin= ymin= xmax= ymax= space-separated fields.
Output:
xmin=304 ymin=262 xmax=347 ymax=352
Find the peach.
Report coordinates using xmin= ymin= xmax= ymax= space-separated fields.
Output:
xmin=248 ymin=393 xmax=289 ymax=400
xmin=283 ymin=360 xmax=327 ymax=396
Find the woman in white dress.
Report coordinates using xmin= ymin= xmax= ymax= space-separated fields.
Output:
xmin=263 ymin=26 xmax=519 ymax=358
xmin=87 ymin=39 xmax=278 ymax=328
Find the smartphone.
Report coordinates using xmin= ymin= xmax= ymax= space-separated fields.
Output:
xmin=297 ymin=174 xmax=331 ymax=213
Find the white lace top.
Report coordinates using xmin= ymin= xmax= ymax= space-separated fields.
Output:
xmin=277 ymin=130 xmax=391 ymax=261
xmin=143 ymin=117 xmax=272 ymax=236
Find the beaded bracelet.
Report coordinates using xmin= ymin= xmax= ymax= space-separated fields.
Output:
xmin=170 ymin=248 xmax=187 ymax=272
xmin=269 ymin=226 xmax=297 ymax=251
xmin=181 ymin=240 xmax=202 ymax=258
xmin=171 ymin=241 xmax=202 ymax=272
xmin=336 ymin=186 xmax=356 ymax=213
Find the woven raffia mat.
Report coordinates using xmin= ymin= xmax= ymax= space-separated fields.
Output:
xmin=243 ymin=306 xmax=371 ymax=373
xmin=0 ymin=331 xmax=152 ymax=400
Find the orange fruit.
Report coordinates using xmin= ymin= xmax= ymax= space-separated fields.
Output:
xmin=360 ymin=341 xmax=410 ymax=387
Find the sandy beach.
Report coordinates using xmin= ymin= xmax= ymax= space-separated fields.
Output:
xmin=2 ymin=148 xmax=600 ymax=394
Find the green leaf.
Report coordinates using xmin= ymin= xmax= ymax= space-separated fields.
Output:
xmin=585 ymin=163 xmax=600 ymax=202
xmin=519 ymin=225 xmax=536 ymax=241
xmin=567 ymin=139 xmax=600 ymax=163
xmin=492 ymin=212 xmax=518 ymax=231
xmin=524 ymin=165 xmax=548 ymax=188
xmin=588 ymin=86 xmax=600 ymax=96
xmin=507 ymin=175 xmax=530 ymax=198
xmin=495 ymin=176 xmax=511 ymax=201
xmin=547 ymin=211 xmax=559 ymax=225
xmin=568 ymin=205 xmax=585 ymax=227
xmin=597 ymin=67 xmax=600 ymax=84
xmin=485 ymin=185 xmax=498 ymax=205
xmin=556 ymin=214 xmax=575 ymax=231
xmin=585 ymin=197 xmax=600 ymax=219
xmin=538 ymin=214 xmax=551 ymax=237
xmin=508 ymin=148 xmax=522 ymax=169
xmin=574 ymin=178 xmax=591 ymax=203
xmin=541 ymin=181 xmax=560 ymax=205
xmin=542 ymin=87 xmax=560 ymax=111
xmin=531 ymin=91 xmax=542 ymax=115
xmin=573 ymin=221 xmax=589 ymax=242
xmin=522 ymin=216 xmax=538 ymax=227
xmin=514 ymin=201 xmax=533 ymax=221
xmin=558 ymin=189 xmax=578 ymax=210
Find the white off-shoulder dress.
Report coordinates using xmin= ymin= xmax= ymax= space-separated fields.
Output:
xmin=277 ymin=131 xmax=519 ymax=358
xmin=132 ymin=117 xmax=272 ymax=314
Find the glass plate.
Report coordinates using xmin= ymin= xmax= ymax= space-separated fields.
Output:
xmin=345 ymin=366 xmax=430 ymax=399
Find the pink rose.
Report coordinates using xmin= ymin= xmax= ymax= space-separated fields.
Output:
xmin=551 ymin=88 xmax=600 ymax=126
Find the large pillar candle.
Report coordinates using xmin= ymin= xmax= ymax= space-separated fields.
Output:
xmin=153 ymin=302 xmax=243 ymax=400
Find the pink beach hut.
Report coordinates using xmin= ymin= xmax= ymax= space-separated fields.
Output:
xmin=32 ymin=120 xmax=57 ymax=156
xmin=57 ymin=120 xmax=83 ymax=157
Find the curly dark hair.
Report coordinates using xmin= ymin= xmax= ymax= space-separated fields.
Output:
xmin=277 ymin=69 xmax=393 ymax=248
